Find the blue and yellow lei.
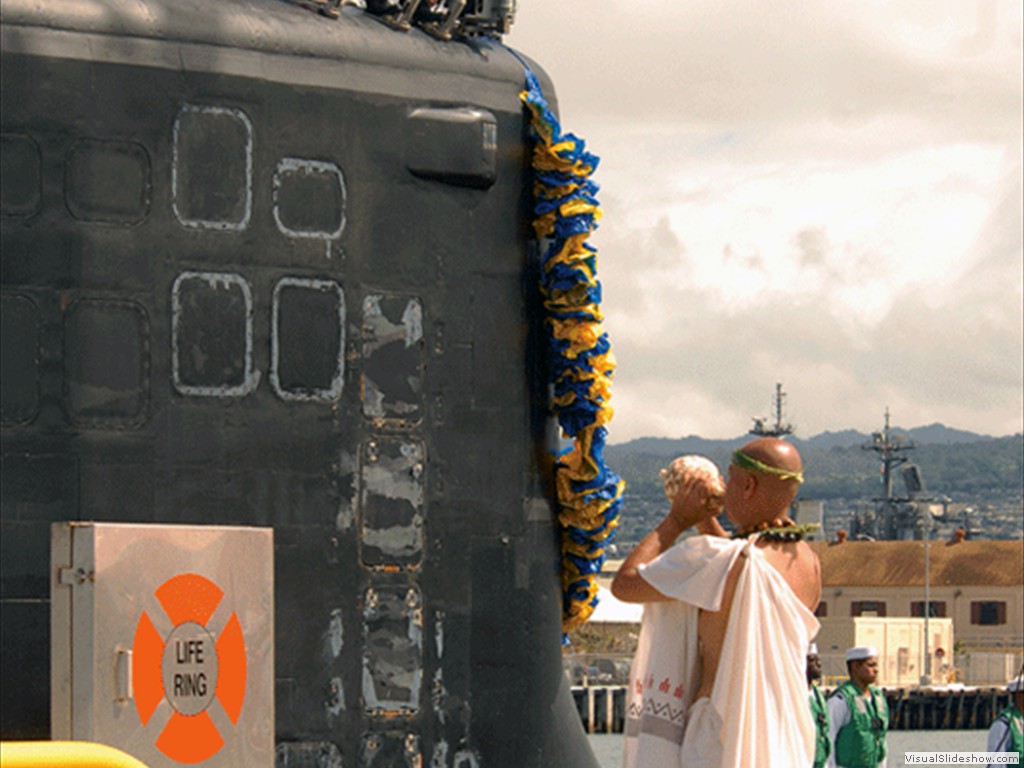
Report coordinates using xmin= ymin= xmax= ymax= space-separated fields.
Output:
xmin=520 ymin=71 xmax=626 ymax=637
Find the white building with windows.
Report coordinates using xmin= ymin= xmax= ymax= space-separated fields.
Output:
xmin=809 ymin=535 xmax=1023 ymax=685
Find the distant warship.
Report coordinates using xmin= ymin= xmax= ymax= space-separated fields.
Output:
xmin=852 ymin=409 xmax=963 ymax=542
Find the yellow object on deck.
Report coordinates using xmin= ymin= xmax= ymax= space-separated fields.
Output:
xmin=0 ymin=741 xmax=149 ymax=768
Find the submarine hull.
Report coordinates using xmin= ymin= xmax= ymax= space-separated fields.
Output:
xmin=0 ymin=2 xmax=598 ymax=765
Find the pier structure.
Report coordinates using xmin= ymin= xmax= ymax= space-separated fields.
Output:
xmin=571 ymin=685 xmax=1015 ymax=734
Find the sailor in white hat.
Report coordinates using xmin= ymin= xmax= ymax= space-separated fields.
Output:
xmin=807 ymin=643 xmax=830 ymax=768
xmin=986 ymin=674 xmax=1023 ymax=767
xmin=827 ymin=646 xmax=888 ymax=767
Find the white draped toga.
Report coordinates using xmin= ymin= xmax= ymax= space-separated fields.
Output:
xmin=622 ymin=535 xmax=819 ymax=768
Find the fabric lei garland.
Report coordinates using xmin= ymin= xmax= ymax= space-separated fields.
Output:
xmin=520 ymin=70 xmax=626 ymax=638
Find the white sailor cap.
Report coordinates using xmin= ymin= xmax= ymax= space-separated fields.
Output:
xmin=845 ymin=646 xmax=878 ymax=662
xmin=808 ymin=643 xmax=819 ymax=656
xmin=1008 ymin=676 xmax=1024 ymax=693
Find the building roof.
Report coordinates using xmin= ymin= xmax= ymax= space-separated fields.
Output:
xmin=810 ymin=539 xmax=1024 ymax=588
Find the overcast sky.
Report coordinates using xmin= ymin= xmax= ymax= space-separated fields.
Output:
xmin=505 ymin=1 xmax=1023 ymax=442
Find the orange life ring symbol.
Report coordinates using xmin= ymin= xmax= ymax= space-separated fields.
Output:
xmin=132 ymin=573 xmax=247 ymax=764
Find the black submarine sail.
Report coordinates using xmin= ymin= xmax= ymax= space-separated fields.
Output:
xmin=0 ymin=0 xmax=621 ymax=765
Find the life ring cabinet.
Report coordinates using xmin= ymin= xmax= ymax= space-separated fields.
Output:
xmin=51 ymin=522 xmax=274 ymax=767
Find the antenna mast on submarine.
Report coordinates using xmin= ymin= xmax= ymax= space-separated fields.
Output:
xmin=750 ymin=382 xmax=795 ymax=439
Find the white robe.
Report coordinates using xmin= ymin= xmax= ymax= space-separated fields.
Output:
xmin=623 ymin=535 xmax=819 ymax=768
xmin=622 ymin=600 xmax=700 ymax=768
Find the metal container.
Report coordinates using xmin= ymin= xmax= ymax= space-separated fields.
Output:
xmin=51 ymin=522 xmax=274 ymax=767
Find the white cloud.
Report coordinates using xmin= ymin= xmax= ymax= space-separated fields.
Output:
xmin=507 ymin=1 xmax=1024 ymax=440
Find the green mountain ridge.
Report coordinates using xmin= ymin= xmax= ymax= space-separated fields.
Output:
xmin=605 ymin=426 xmax=1023 ymax=502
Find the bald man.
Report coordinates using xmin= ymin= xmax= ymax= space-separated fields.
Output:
xmin=614 ymin=437 xmax=822 ymax=768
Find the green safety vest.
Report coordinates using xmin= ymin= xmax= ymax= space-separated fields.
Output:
xmin=809 ymin=684 xmax=830 ymax=768
xmin=832 ymin=681 xmax=888 ymax=768
xmin=994 ymin=704 xmax=1023 ymax=761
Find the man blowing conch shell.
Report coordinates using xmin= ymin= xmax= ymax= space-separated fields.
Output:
xmin=613 ymin=437 xmax=822 ymax=768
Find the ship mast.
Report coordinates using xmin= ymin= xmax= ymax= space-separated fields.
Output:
xmin=861 ymin=408 xmax=918 ymax=539
xmin=750 ymin=382 xmax=794 ymax=438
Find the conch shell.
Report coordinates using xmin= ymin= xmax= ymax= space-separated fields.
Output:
xmin=659 ymin=455 xmax=725 ymax=505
